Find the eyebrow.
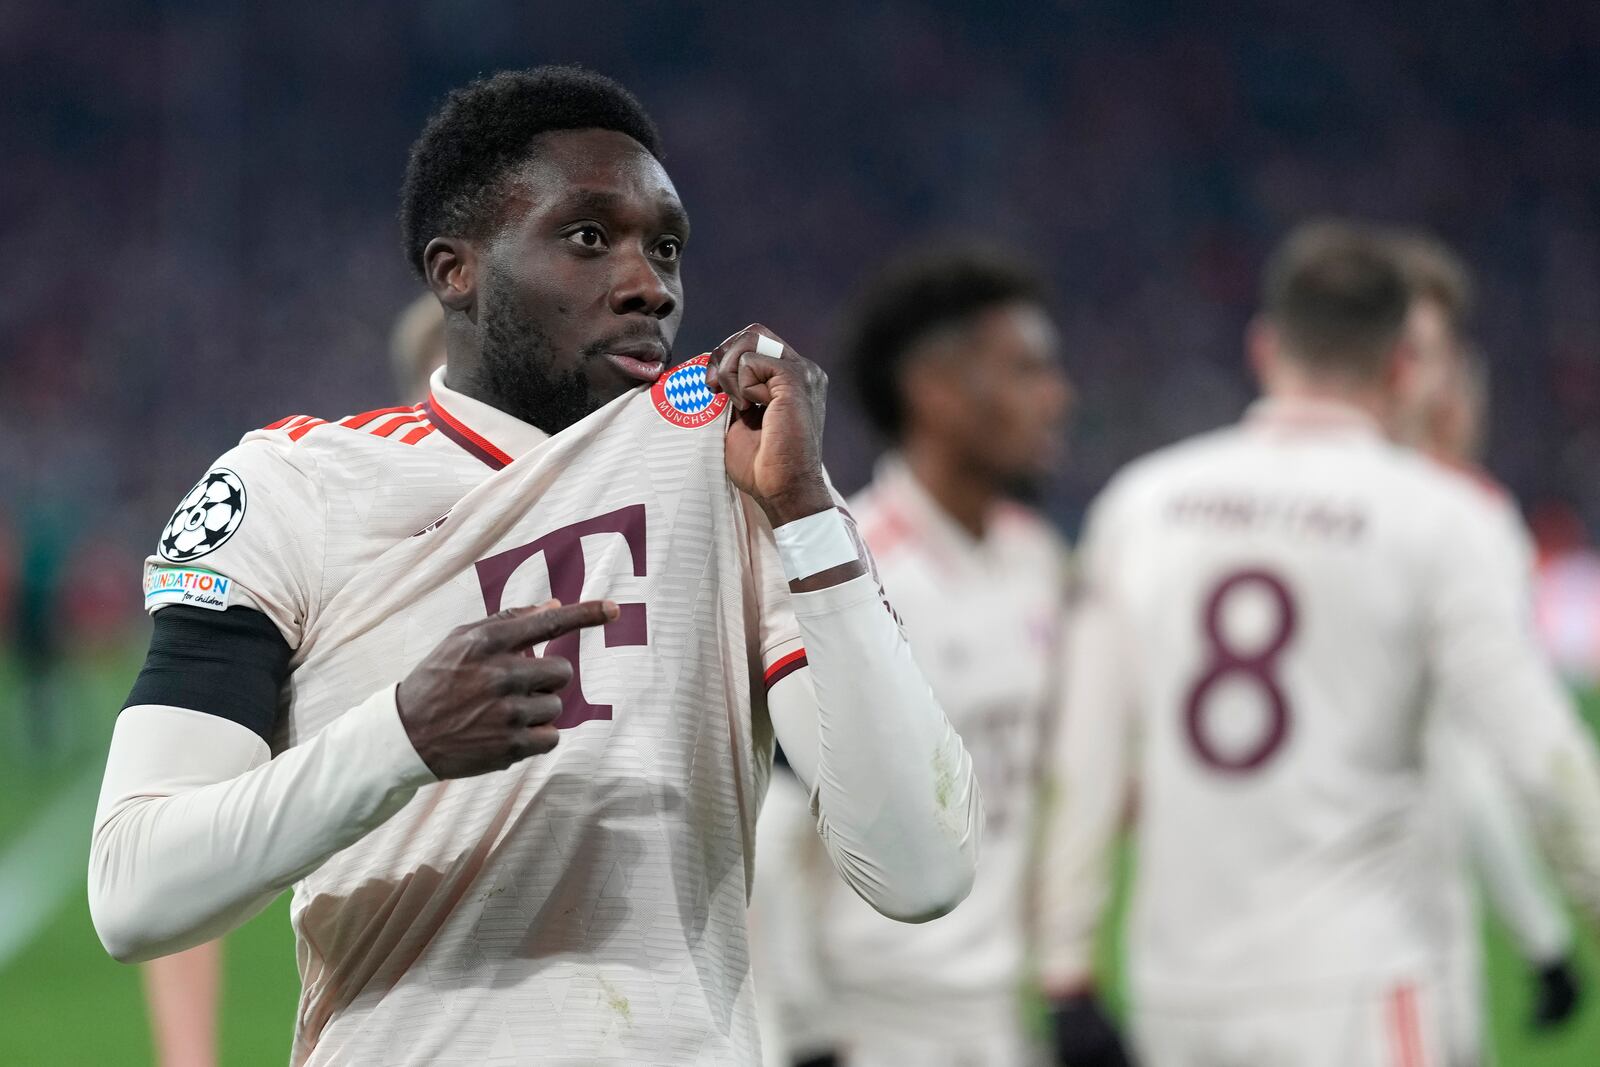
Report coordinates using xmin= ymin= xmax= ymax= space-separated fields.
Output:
xmin=559 ymin=188 xmax=691 ymax=237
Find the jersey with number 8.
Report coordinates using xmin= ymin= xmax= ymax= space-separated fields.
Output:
xmin=1042 ymin=398 xmax=1600 ymax=1007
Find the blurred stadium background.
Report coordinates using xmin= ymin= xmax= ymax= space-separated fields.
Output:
xmin=2 ymin=1 xmax=1598 ymax=1063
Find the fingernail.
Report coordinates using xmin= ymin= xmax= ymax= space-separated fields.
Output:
xmin=602 ymin=600 xmax=620 ymax=620
xmin=540 ymin=599 xmax=561 ymax=609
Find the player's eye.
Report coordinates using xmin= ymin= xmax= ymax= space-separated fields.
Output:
xmin=654 ymin=237 xmax=683 ymax=263
xmin=565 ymin=226 xmax=608 ymax=251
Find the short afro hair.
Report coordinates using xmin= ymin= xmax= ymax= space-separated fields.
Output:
xmin=844 ymin=245 xmax=1047 ymax=441
xmin=400 ymin=66 xmax=662 ymax=276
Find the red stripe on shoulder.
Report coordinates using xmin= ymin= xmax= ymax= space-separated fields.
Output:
xmin=339 ymin=405 xmax=419 ymax=430
xmin=286 ymin=418 xmax=327 ymax=441
xmin=262 ymin=414 xmax=305 ymax=431
xmin=400 ymin=423 xmax=437 ymax=445
xmin=370 ymin=413 xmax=428 ymax=438
xmin=764 ymin=648 xmax=808 ymax=690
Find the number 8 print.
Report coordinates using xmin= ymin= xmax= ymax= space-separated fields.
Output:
xmin=1184 ymin=568 xmax=1297 ymax=773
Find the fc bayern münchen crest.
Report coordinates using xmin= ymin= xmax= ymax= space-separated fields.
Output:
xmin=158 ymin=467 xmax=248 ymax=563
xmin=651 ymin=354 xmax=729 ymax=428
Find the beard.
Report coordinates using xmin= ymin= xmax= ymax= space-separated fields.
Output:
xmin=469 ymin=269 xmax=599 ymax=435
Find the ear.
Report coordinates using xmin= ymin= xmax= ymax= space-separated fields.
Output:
xmin=1382 ymin=334 xmax=1421 ymax=397
xmin=1245 ymin=315 xmax=1278 ymax=389
xmin=424 ymin=237 xmax=477 ymax=312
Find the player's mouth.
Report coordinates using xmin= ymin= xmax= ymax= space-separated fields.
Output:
xmin=601 ymin=344 xmax=667 ymax=384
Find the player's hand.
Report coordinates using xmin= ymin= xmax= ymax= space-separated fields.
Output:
xmin=704 ymin=324 xmax=832 ymax=526
xmin=396 ymin=598 xmax=618 ymax=778
xmin=1531 ymin=956 xmax=1582 ymax=1030
xmin=1050 ymin=992 xmax=1134 ymax=1067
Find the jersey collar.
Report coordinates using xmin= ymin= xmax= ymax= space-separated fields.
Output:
xmin=422 ymin=367 xmax=549 ymax=470
xmin=875 ymin=453 xmax=991 ymax=564
xmin=1243 ymin=397 xmax=1383 ymax=439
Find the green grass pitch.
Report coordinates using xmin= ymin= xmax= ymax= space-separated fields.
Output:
xmin=1 ymin=644 xmax=1597 ymax=1064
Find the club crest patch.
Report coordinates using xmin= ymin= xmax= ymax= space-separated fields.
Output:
xmin=158 ymin=467 xmax=247 ymax=562
xmin=651 ymin=354 xmax=728 ymax=428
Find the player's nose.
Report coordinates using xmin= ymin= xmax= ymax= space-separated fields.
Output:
xmin=608 ymin=245 xmax=676 ymax=320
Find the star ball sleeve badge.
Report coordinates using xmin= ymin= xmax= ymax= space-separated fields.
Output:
xmin=651 ymin=354 xmax=729 ymax=428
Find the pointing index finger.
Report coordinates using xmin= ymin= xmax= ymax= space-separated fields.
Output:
xmin=476 ymin=599 xmax=619 ymax=654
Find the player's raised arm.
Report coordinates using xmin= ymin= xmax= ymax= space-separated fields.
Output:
xmin=1428 ymin=488 xmax=1600 ymax=927
xmin=711 ymin=323 xmax=983 ymax=922
xmin=90 ymin=562 xmax=613 ymax=961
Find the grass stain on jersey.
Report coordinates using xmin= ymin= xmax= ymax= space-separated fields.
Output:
xmin=933 ymin=746 xmax=957 ymax=812
xmin=599 ymin=975 xmax=632 ymax=1026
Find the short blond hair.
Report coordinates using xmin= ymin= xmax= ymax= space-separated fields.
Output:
xmin=390 ymin=293 xmax=446 ymax=402
xmin=1389 ymin=230 xmax=1474 ymax=333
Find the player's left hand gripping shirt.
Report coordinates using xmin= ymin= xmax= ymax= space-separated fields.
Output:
xmin=142 ymin=361 xmax=800 ymax=1066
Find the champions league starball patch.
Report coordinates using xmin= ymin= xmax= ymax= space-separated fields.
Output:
xmin=158 ymin=467 xmax=247 ymax=562
xmin=651 ymin=354 xmax=729 ymax=428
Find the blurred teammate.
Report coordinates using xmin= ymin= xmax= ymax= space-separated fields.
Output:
xmin=1390 ymin=233 xmax=1581 ymax=1053
xmin=89 ymin=66 xmax=982 ymax=1065
xmin=391 ymin=291 xmax=448 ymax=402
xmin=135 ymin=293 xmax=450 ymax=1067
xmin=1530 ymin=499 xmax=1600 ymax=693
xmin=751 ymin=248 xmax=1080 ymax=1067
xmin=1041 ymin=221 xmax=1600 ymax=1067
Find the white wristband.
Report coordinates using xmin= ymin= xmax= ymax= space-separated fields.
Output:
xmin=774 ymin=508 xmax=860 ymax=582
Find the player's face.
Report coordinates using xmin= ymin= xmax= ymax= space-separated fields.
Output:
xmin=1394 ymin=298 xmax=1456 ymax=447
xmin=474 ymin=129 xmax=689 ymax=432
xmin=953 ymin=302 xmax=1072 ymax=489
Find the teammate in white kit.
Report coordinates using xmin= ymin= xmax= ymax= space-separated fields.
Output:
xmin=1039 ymin=221 xmax=1600 ymax=1067
xmin=87 ymin=67 xmax=982 ymax=1066
xmin=1389 ymin=232 xmax=1581 ymax=1058
xmin=749 ymin=249 xmax=1085 ymax=1067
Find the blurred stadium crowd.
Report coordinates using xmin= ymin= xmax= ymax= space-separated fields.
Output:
xmin=2 ymin=1 xmax=1599 ymax=661
xmin=5 ymin=3 xmax=1600 ymax=657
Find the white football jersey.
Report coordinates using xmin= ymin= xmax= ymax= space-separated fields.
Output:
xmin=1041 ymin=398 xmax=1600 ymax=1006
xmin=824 ymin=457 xmax=1065 ymax=1006
xmin=143 ymin=361 xmax=806 ymax=1065
xmin=749 ymin=456 xmax=1063 ymax=1048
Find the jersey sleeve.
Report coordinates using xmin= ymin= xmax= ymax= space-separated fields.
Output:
xmin=141 ymin=433 xmax=325 ymax=649
xmin=741 ymin=476 xmax=871 ymax=688
xmin=1427 ymin=489 xmax=1600 ymax=928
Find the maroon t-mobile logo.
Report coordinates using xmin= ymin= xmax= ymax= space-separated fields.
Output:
xmin=475 ymin=504 xmax=649 ymax=728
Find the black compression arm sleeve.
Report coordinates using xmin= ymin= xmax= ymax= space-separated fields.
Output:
xmin=123 ymin=606 xmax=292 ymax=743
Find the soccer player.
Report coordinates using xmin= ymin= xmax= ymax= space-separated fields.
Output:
xmin=1390 ymin=232 xmax=1582 ymax=1050
xmin=88 ymin=67 xmax=982 ymax=1066
xmin=1039 ymin=221 xmax=1600 ymax=1067
xmin=134 ymin=292 xmax=454 ymax=1067
xmin=751 ymin=248 xmax=1077 ymax=1067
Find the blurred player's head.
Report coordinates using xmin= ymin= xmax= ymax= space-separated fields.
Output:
xmin=846 ymin=246 xmax=1071 ymax=496
xmin=1388 ymin=232 xmax=1480 ymax=456
xmin=1249 ymin=221 xmax=1414 ymax=423
xmin=401 ymin=66 xmax=685 ymax=433
xmin=390 ymin=293 xmax=447 ymax=403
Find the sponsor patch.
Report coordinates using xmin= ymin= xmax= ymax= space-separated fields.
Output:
xmin=651 ymin=354 xmax=728 ymax=428
xmin=159 ymin=467 xmax=247 ymax=562
xmin=144 ymin=564 xmax=235 ymax=612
